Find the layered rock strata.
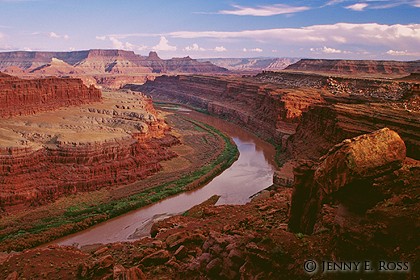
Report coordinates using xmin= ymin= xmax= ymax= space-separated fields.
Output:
xmin=256 ymin=71 xmax=412 ymax=100
xmin=0 ymin=90 xmax=178 ymax=211
xmin=285 ymin=101 xmax=420 ymax=160
xmin=127 ymin=75 xmax=325 ymax=143
xmin=0 ymin=50 xmax=228 ymax=89
xmin=286 ymin=58 xmax=420 ymax=76
xmin=0 ymin=73 xmax=101 ymax=117
xmin=129 ymin=74 xmax=420 ymax=161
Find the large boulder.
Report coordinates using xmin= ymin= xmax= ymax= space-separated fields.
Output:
xmin=288 ymin=128 xmax=406 ymax=234
xmin=315 ymin=128 xmax=406 ymax=195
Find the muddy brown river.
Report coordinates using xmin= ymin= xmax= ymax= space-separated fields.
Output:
xmin=56 ymin=109 xmax=276 ymax=247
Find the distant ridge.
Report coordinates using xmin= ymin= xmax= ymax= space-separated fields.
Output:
xmin=0 ymin=49 xmax=228 ymax=74
xmin=285 ymin=59 xmax=420 ymax=76
xmin=198 ymin=57 xmax=300 ymax=72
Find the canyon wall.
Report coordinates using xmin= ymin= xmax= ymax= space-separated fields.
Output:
xmin=286 ymin=58 xmax=420 ymax=76
xmin=285 ymin=99 xmax=420 ymax=161
xmin=132 ymin=73 xmax=419 ymax=162
xmin=0 ymin=134 xmax=177 ymax=210
xmin=0 ymin=72 xmax=101 ymax=117
xmin=0 ymin=85 xmax=178 ymax=211
xmin=128 ymin=75 xmax=324 ymax=143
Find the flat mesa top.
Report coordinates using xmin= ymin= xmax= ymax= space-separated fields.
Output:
xmin=0 ymin=91 xmax=154 ymax=150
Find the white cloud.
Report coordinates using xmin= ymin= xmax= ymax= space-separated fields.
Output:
xmin=184 ymin=43 xmax=205 ymax=51
xmin=346 ymin=3 xmax=369 ymax=11
xmin=386 ymin=49 xmax=420 ymax=56
xmin=243 ymin=47 xmax=263 ymax=52
xmin=323 ymin=46 xmax=342 ymax=53
xmin=324 ymin=0 xmax=346 ymax=6
xmin=326 ymin=0 xmax=420 ymax=10
xmin=412 ymin=0 xmax=420 ymax=7
xmin=387 ymin=49 xmax=408 ymax=56
xmin=48 ymin=32 xmax=59 ymax=38
xmin=152 ymin=36 xmax=176 ymax=51
xmin=100 ymin=22 xmax=420 ymax=58
xmin=214 ymin=46 xmax=227 ymax=52
xmin=310 ymin=46 xmax=351 ymax=54
xmin=48 ymin=31 xmax=69 ymax=40
xmin=168 ymin=23 xmax=420 ymax=51
xmin=97 ymin=35 xmax=148 ymax=51
xmin=219 ymin=4 xmax=310 ymax=16
xmin=109 ymin=36 xmax=124 ymax=49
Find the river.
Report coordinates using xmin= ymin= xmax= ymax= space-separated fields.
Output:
xmin=55 ymin=109 xmax=276 ymax=247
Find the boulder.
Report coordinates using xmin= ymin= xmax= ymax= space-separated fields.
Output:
xmin=288 ymin=128 xmax=406 ymax=234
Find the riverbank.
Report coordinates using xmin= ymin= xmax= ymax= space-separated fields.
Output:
xmin=0 ymin=112 xmax=238 ymax=252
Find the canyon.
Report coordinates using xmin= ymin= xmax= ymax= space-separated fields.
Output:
xmin=0 ymin=56 xmax=419 ymax=279
xmin=0 ymin=50 xmax=227 ymax=89
xmin=129 ymin=71 xmax=419 ymax=160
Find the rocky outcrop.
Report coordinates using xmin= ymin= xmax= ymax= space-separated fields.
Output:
xmin=0 ymin=90 xmax=178 ymax=210
xmin=286 ymin=58 xmax=420 ymax=76
xmin=256 ymin=71 xmax=412 ymax=100
xmin=0 ymin=135 xmax=177 ymax=209
xmin=0 ymin=73 xmax=101 ymax=117
xmin=288 ymin=128 xmax=406 ymax=234
xmin=284 ymin=101 xmax=420 ymax=161
xmin=127 ymin=75 xmax=324 ymax=143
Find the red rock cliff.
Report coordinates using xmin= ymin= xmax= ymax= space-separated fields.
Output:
xmin=0 ymin=90 xmax=178 ymax=211
xmin=0 ymin=72 xmax=101 ymax=117
xmin=0 ymin=135 xmax=177 ymax=209
xmin=128 ymin=75 xmax=324 ymax=143
xmin=285 ymin=101 xmax=420 ymax=161
xmin=286 ymin=59 xmax=420 ymax=76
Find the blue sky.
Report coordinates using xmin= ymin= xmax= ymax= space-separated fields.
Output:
xmin=0 ymin=0 xmax=419 ymax=60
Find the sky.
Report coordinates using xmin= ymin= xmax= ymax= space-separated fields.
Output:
xmin=0 ymin=0 xmax=419 ymax=60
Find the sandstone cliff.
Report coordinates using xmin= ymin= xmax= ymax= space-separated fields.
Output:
xmin=128 ymin=75 xmax=324 ymax=143
xmin=288 ymin=128 xmax=406 ymax=234
xmin=0 ymin=50 xmax=228 ymax=89
xmin=134 ymin=72 xmax=419 ymax=162
xmin=0 ymin=90 xmax=178 ymax=211
xmin=286 ymin=58 xmax=420 ymax=77
xmin=0 ymin=72 xmax=101 ymax=117
xmin=285 ymin=101 xmax=420 ymax=161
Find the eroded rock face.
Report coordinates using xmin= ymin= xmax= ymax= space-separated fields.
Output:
xmin=0 ymin=50 xmax=228 ymax=89
xmin=128 ymin=75 xmax=324 ymax=143
xmin=285 ymin=102 xmax=420 ymax=161
xmin=315 ymin=128 xmax=406 ymax=194
xmin=0 ymin=73 xmax=101 ymax=117
xmin=0 ymin=90 xmax=178 ymax=211
xmin=288 ymin=128 xmax=406 ymax=234
xmin=286 ymin=59 xmax=420 ymax=76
